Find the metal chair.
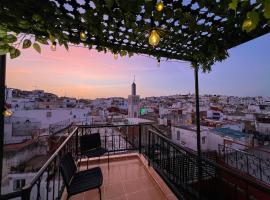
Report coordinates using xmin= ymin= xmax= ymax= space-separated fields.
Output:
xmin=59 ymin=152 xmax=103 ymax=200
xmin=79 ymin=133 xmax=109 ymax=169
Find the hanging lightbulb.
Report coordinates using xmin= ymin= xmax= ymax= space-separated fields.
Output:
xmin=156 ymin=1 xmax=164 ymax=12
xmin=51 ymin=42 xmax=56 ymax=51
xmin=149 ymin=30 xmax=160 ymax=46
xmin=114 ymin=54 xmax=118 ymax=60
xmin=157 ymin=59 xmax=160 ymax=67
xmin=3 ymin=109 xmax=13 ymax=117
xmin=80 ymin=32 xmax=87 ymax=41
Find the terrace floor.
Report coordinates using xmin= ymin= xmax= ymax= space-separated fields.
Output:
xmin=62 ymin=153 xmax=177 ymax=200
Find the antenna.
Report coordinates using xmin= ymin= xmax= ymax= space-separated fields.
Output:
xmin=133 ymin=75 xmax=136 ymax=83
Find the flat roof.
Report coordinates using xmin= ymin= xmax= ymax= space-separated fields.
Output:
xmin=213 ymin=128 xmax=248 ymax=139
xmin=126 ymin=118 xmax=154 ymax=125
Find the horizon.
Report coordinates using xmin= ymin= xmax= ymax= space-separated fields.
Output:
xmin=6 ymin=86 xmax=270 ymax=100
xmin=6 ymin=33 xmax=270 ymax=99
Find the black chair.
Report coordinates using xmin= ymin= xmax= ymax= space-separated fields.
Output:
xmin=60 ymin=153 xmax=103 ymax=200
xmin=79 ymin=133 xmax=109 ymax=168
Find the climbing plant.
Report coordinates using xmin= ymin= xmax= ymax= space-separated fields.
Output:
xmin=0 ymin=0 xmax=269 ymax=71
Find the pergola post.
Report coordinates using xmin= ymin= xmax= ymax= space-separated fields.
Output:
xmin=194 ymin=65 xmax=202 ymax=196
xmin=0 ymin=55 xmax=6 ymax=194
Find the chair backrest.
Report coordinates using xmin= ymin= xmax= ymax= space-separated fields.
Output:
xmin=80 ymin=133 xmax=102 ymax=153
xmin=59 ymin=153 xmax=77 ymax=189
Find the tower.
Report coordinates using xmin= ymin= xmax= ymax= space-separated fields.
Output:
xmin=128 ymin=78 xmax=140 ymax=118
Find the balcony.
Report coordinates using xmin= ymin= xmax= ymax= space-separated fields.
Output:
xmin=1 ymin=124 xmax=270 ymax=200
xmin=62 ymin=153 xmax=176 ymax=200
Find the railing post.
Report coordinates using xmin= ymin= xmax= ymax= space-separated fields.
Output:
xmin=0 ymin=55 xmax=6 ymax=194
xmin=235 ymin=150 xmax=238 ymax=169
xmin=21 ymin=187 xmax=31 ymax=200
xmin=148 ymin=130 xmax=151 ymax=166
xmin=75 ymin=128 xmax=78 ymax=157
xmin=246 ymin=154 xmax=249 ymax=174
xmin=194 ymin=65 xmax=202 ymax=198
xmin=139 ymin=125 xmax=142 ymax=154
xmin=259 ymin=158 xmax=262 ymax=181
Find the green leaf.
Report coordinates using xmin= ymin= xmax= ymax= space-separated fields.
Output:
xmin=22 ymin=39 xmax=32 ymax=49
xmin=128 ymin=52 xmax=134 ymax=57
xmin=0 ymin=44 xmax=10 ymax=55
xmin=268 ymin=20 xmax=270 ymax=27
xmin=229 ymin=0 xmax=239 ymax=11
xmin=18 ymin=20 xmax=30 ymax=29
xmin=63 ymin=42 xmax=69 ymax=51
xmin=6 ymin=34 xmax=17 ymax=43
xmin=120 ymin=50 xmax=127 ymax=57
xmin=32 ymin=14 xmax=42 ymax=22
xmin=36 ymin=37 xmax=49 ymax=45
xmin=49 ymin=34 xmax=55 ymax=43
xmin=264 ymin=0 xmax=270 ymax=19
xmin=9 ymin=48 xmax=21 ymax=59
xmin=0 ymin=27 xmax=7 ymax=38
xmin=105 ymin=0 xmax=114 ymax=9
xmin=242 ymin=11 xmax=260 ymax=32
xmin=33 ymin=43 xmax=41 ymax=53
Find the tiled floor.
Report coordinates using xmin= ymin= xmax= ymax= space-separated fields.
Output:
xmin=67 ymin=154 xmax=177 ymax=200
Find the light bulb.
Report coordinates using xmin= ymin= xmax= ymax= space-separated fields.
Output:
xmin=157 ymin=59 xmax=160 ymax=67
xmin=156 ymin=1 xmax=164 ymax=12
xmin=51 ymin=42 xmax=56 ymax=51
xmin=80 ymin=32 xmax=87 ymax=41
xmin=114 ymin=54 xmax=118 ymax=60
xmin=3 ymin=109 xmax=13 ymax=117
xmin=149 ymin=30 xmax=160 ymax=46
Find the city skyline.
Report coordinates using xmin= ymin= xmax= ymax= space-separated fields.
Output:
xmin=6 ymin=33 xmax=270 ymax=99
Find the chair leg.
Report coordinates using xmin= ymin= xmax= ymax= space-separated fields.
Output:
xmin=98 ymin=187 xmax=101 ymax=200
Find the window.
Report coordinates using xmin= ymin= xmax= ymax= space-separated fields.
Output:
xmin=177 ymin=131 xmax=180 ymax=140
xmin=202 ymin=136 xmax=206 ymax=144
xmin=46 ymin=111 xmax=52 ymax=117
xmin=13 ymin=179 xmax=25 ymax=191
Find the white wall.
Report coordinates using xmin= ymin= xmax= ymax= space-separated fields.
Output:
xmin=12 ymin=108 xmax=90 ymax=129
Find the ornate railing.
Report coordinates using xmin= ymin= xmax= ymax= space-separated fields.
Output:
xmin=1 ymin=124 xmax=270 ymax=200
xmin=218 ymin=144 xmax=270 ymax=186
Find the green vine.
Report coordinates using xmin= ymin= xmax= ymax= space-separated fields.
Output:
xmin=0 ymin=0 xmax=269 ymax=72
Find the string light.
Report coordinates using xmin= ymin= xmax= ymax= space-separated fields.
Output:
xmin=149 ymin=30 xmax=160 ymax=46
xmin=114 ymin=54 xmax=118 ymax=60
xmin=156 ymin=1 xmax=164 ymax=12
xmin=3 ymin=109 xmax=12 ymax=117
xmin=80 ymin=32 xmax=87 ymax=41
xmin=51 ymin=42 xmax=56 ymax=51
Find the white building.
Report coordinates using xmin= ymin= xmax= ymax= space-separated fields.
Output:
xmin=128 ymin=81 xmax=140 ymax=118
xmin=171 ymin=125 xmax=251 ymax=152
xmin=4 ymin=108 xmax=90 ymax=144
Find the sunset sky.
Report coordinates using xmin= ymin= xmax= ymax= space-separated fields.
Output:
xmin=6 ymin=33 xmax=270 ymax=99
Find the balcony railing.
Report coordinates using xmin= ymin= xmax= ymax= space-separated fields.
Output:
xmin=218 ymin=144 xmax=270 ymax=186
xmin=1 ymin=124 xmax=270 ymax=200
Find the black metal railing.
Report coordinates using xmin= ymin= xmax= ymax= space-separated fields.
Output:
xmin=218 ymin=144 xmax=270 ymax=185
xmin=1 ymin=124 xmax=270 ymax=200
xmin=0 ymin=124 xmax=144 ymax=200
xmin=144 ymin=129 xmax=270 ymax=200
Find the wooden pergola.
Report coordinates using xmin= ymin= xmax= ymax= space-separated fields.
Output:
xmin=0 ymin=0 xmax=270 ymax=194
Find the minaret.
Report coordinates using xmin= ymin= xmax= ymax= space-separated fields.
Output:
xmin=128 ymin=77 xmax=140 ymax=118
xmin=132 ymin=75 xmax=136 ymax=95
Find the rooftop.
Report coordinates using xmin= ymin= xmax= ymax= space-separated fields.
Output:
xmin=213 ymin=128 xmax=248 ymax=139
